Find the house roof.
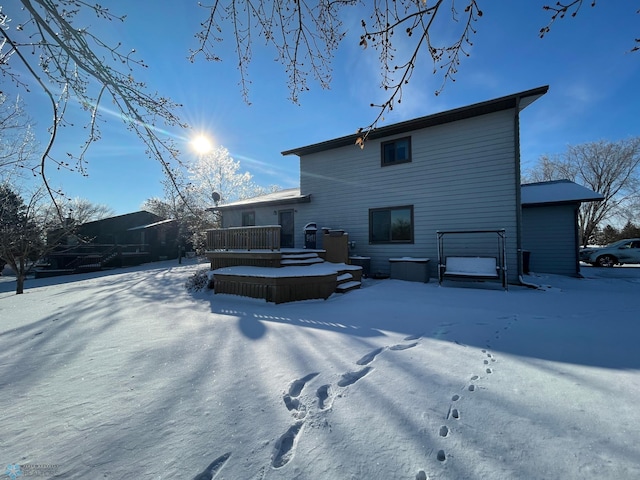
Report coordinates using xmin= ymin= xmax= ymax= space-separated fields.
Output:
xmin=212 ymin=181 xmax=603 ymax=211
xmin=521 ymin=180 xmax=604 ymax=206
xmin=127 ymin=218 xmax=176 ymax=231
xmin=77 ymin=210 xmax=163 ymax=227
xmin=281 ymin=85 xmax=549 ymax=157
xmin=209 ymin=188 xmax=311 ymax=211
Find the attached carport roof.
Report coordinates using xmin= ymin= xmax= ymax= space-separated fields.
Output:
xmin=208 ymin=188 xmax=310 ymax=211
xmin=521 ymin=180 xmax=604 ymax=206
xmin=282 ymin=85 xmax=549 ymax=157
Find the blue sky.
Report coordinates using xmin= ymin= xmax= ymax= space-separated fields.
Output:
xmin=5 ymin=1 xmax=639 ymax=214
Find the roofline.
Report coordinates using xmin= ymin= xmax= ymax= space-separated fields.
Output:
xmin=76 ymin=210 xmax=161 ymax=227
xmin=207 ymin=194 xmax=312 ymax=212
xmin=281 ymin=85 xmax=549 ymax=157
xmin=522 ymin=197 xmax=604 ymax=207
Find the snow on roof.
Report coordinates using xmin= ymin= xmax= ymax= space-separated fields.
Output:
xmin=521 ymin=180 xmax=603 ymax=206
xmin=127 ymin=218 xmax=176 ymax=231
xmin=212 ymin=188 xmax=310 ymax=210
xmin=213 ymin=181 xmax=603 ymax=211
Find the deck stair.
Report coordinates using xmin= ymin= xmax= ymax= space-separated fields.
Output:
xmin=280 ymin=251 xmax=325 ymax=267
xmin=335 ymin=265 xmax=363 ymax=293
xmin=336 ymin=270 xmax=362 ymax=293
xmin=212 ymin=250 xmax=362 ymax=303
xmin=100 ymin=250 xmax=120 ymax=268
xmin=281 ymin=251 xmax=362 ymax=294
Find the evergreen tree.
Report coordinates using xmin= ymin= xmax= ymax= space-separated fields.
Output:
xmin=0 ymin=184 xmax=43 ymax=294
xmin=620 ymin=220 xmax=640 ymax=239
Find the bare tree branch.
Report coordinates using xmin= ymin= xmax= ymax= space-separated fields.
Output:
xmin=526 ymin=138 xmax=640 ymax=246
xmin=1 ymin=0 xmax=189 ymax=218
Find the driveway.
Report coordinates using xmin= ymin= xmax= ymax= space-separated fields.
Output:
xmin=580 ymin=263 xmax=640 ymax=280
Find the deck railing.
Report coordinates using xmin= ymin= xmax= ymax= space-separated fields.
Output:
xmin=206 ymin=225 xmax=281 ymax=251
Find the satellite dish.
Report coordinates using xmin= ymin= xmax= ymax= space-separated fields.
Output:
xmin=212 ymin=192 xmax=221 ymax=205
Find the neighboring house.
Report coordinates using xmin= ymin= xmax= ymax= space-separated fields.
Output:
xmin=214 ymin=86 xmax=601 ymax=283
xmin=41 ymin=211 xmax=179 ymax=276
xmin=521 ymin=180 xmax=603 ymax=276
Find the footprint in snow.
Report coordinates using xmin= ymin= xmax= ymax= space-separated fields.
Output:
xmin=356 ymin=347 xmax=385 ymax=366
xmin=192 ymin=452 xmax=231 ymax=480
xmin=288 ymin=372 xmax=319 ymax=397
xmin=416 ymin=470 xmax=428 ymax=480
xmin=283 ymin=394 xmax=307 ymax=419
xmin=316 ymin=384 xmax=331 ymax=409
xmin=389 ymin=342 xmax=418 ymax=351
xmin=283 ymin=394 xmax=300 ymax=411
xmin=272 ymin=422 xmax=304 ymax=469
xmin=404 ymin=333 xmax=423 ymax=341
xmin=439 ymin=425 xmax=449 ymax=437
xmin=337 ymin=366 xmax=373 ymax=387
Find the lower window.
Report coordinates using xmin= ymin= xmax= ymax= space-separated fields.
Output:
xmin=369 ymin=206 xmax=413 ymax=243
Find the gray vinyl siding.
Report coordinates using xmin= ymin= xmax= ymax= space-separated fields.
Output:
xmin=298 ymin=110 xmax=521 ymax=282
xmin=522 ymin=205 xmax=579 ymax=276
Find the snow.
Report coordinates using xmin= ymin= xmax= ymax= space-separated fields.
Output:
xmin=1 ymin=260 xmax=639 ymax=479
xmin=521 ymin=179 xmax=604 ymax=205
xmin=443 ymin=257 xmax=498 ymax=277
xmin=214 ymin=262 xmax=361 ymax=278
xmin=389 ymin=257 xmax=430 ymax=262
xmin=214 ymin=188 xmax=306 ymax=209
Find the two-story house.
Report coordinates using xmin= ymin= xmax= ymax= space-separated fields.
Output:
xmin=212 ymin=86 xmax=602 ymax=284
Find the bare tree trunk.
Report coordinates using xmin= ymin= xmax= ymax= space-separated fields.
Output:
xmin=16 ymin=273 xmax=25 ymax=294
xmin=15 ymin=257 xmax=26 ymax=294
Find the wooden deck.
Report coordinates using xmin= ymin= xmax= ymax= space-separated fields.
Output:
xmin=212 ymin=261 xmax=363 ymax=304
xmin=205 ymin=226 xmax=362 ymax=303
xmin=213 ymin=269 xmax=338 ymax=304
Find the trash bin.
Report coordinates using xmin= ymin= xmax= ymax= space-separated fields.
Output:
xmin=349 ymin=256 xmax=371 ymax=277
xmin=303 ymin=222 xmax=317 ymax=249
xmin=389 ymin=257 xmax=430 ymax=282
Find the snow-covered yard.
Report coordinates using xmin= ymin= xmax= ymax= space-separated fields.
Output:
xmin=1 ymin=261 xmax=639 ymax=479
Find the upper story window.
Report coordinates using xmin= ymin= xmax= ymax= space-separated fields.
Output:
xmin=241 ymin=211 xmax=255 ymax=226
xmin=369 ymin=205 xmax=414 ymax=244
xmin=381 ymin=137 xmax=411 ymax=166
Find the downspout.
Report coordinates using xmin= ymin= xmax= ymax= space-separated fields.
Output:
xmin=513 ymin=98 xmax=542 ymax=291
xmin=574 ymin=203 xmax=582 ymax=277
xmin=514 ymin=96 xmax=524 ymax=283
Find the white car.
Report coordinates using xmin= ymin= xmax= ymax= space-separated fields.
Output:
xmin=580 ymin=238 xmax=640 ymax=267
